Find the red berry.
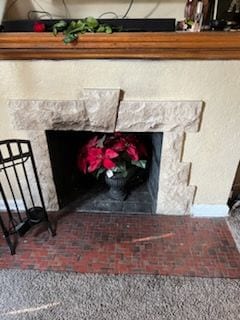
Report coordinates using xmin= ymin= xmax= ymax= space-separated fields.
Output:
xmin=33 ymin=22 xmax=46 ymax=32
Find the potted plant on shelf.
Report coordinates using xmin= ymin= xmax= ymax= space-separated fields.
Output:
xmin=52 ymin=17 xmax=113 ymax=43
xmin=77 ymin=133 xmax=148 ymax=200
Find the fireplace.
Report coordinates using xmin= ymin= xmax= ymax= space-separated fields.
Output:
xmin=9 ymin=88 xmax=202 ymax=215
xmin=45 ymin=130 xmax=162 ymax=214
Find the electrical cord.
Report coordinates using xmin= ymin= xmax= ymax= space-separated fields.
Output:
xmin=62 ymin=0 xmax=71 ymax=18
xmin=98 ymin=12 xmax=119 ymax=19
xmin=6 ymin=0 xmax=53 ymax=20
xmin=122 ymin=0 xmax=134 ymax=18
xmin=6 ymin=0 xmax=70 ymax=20
xmin=144 ymin=2 xmax=161 ymax=18
xmin=6 ymin=0 xmax=134 ymax=21
xmin=27 ymin=10 xmax=52 ymax=20
xmin=32 ymin=0 xmax=47 ymax=14
xmin=27 ymin=11 xmax=68 ymax=20
xmin=99 ymin=0 xmax=135 ymax=19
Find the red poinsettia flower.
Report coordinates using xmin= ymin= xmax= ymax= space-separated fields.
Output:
xmin=111 ymin=139 xmax=126 ymax=152
xmin=87 ymin=148 xmax=118 ymax=172
xmin=33 ymin=22 xmax=46 ymax=32
xmin=77 ymin=136 xmax=98 ymax=174
xmin=111 ymin=136 xmax=139 ymax=161
xmin=77 ymin=136 xmax=99 ymax=173
xmin=126 ymin=144 xmax=139 ymax=161
xmin=125 ymin=135 xmax=148 ymax=158
xmin=104 ymin=148 xmax=119 ymax=168
xmin=87 ymin=148 xmax=102 ymax=172
xmin=87 ymin=136 xmax=98 ymax=146
xmin=77 ymin=148 xmax=88 ymax=174
xmin=77 ymin=133 xmax=148 ymax=178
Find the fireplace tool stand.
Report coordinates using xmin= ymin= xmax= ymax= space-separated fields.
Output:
xmin=0 ymin=139 xmax=56 ymax=255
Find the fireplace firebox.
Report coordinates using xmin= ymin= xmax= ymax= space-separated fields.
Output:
xmin=46 ymin=130 xmax=163 ymax=214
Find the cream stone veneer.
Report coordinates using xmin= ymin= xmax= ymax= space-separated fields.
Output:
xmin=9 ymin=89 xmax=202 ymax=215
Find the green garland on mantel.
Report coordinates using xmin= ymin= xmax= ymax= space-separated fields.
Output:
xmin=52 ymin=17 xmax=115 ymax=44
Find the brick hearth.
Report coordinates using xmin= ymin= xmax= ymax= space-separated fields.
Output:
xmin=0 ymin=212 xmax=239 ymax=278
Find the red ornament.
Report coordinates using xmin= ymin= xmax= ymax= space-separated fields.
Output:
xmin=33 ymin=22 xmax=46 ymax=32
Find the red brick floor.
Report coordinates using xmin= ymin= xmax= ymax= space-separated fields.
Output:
xmin=0 ymin=212 xmax=240 ymax=278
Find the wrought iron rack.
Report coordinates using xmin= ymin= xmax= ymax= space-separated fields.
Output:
xmin=0 ymin=139 xmax=56 ymax=255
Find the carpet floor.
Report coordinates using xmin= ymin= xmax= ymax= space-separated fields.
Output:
xmin=0 ymin=269 xmax=239 ymax=320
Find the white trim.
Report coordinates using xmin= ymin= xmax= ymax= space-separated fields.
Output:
xmin=0 ymin=199 xmax=24 ymax=211
xmin=191 ymin=204 xmax=229 ymax=217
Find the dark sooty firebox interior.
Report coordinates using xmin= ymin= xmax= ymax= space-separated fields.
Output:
xmin=46 ymin=131 xmax=162 ymax=214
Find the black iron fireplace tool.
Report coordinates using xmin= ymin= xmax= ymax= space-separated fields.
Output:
xmin=0 ymin=139 xmax=56 ymax=255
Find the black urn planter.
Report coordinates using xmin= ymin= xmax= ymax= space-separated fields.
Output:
xmin=105 ymin=173 xmax=128 ymax=200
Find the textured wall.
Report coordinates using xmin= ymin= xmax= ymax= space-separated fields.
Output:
xmin=0 ymin=60 xmax=240 ymax=207
xmin=5 ymin=0 xmax=184 ymax=20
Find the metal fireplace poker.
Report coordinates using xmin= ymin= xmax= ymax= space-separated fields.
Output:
xmin=0 ymin=139 xmax=56 ymax=255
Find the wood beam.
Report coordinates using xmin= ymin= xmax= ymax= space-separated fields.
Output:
xmin=0 ymin=32 xmax=240 ymax=60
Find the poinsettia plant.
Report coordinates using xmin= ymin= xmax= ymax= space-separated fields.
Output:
xmin=77 ymin=133 xmax=148 ymax=178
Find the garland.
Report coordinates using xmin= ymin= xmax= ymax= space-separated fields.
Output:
xmin=52 ymin=17 xmax=114 ymax=44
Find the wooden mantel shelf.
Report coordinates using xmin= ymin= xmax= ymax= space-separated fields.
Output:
xmin=0 ymin=31 xmax=240 ymax=60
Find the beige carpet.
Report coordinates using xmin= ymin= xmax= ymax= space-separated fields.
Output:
xmin=0 ymin=269 xmax=239 ymax=320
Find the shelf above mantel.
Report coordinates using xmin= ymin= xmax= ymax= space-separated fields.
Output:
xmin=0 ymin=31 xmax=240 ymax=60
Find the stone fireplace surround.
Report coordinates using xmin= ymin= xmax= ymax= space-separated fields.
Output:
xmin=9 ymin=88 xmax=202 ymax=215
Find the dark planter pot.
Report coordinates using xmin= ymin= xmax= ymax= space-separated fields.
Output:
xmin=105 ymin=173 xmax=128 ymax=201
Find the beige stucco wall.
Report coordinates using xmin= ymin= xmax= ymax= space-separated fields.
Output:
xmin=5 ymin=0 xmax=184 ymax=20
xmin=0 ymin=60 xmax=239 ymax=207
xmin=1 ymin=1 xmax=239 ymax=209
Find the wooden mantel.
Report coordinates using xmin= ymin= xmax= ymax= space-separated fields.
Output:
xmin=0 ymin=31 xmax=240 ymax=60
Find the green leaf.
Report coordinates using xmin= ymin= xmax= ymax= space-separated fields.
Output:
xmin=111 ymin=165 xmax=127 ymax=177
xmin=54 ymin=20 xmax=68 ymax=28
xmin=114 ymin=163 xmax=128 ymax=177
xmin=121 ymin=170 xmax=128 ymax=178
xmin=105 ymin=26 xmax=112 ymax=34
xmin=117 ymin=163 xmax=126 ymax=172
xmin=131 ymin=160 xmax=147 ymax=169
xmin=52 ymin=17 xmax=118 ymax=44
xmin=63 ymin=33 xmax=78 ymax=44
xmin=53 ymin=27 xmax=58 ymax=36
xmin=96 ymin=167 xmax=105 ymax=179
xmin=52 ymin=20 xmax=67 ymax=35
xmin=96 ymin=25 xmax=105 ymax=33
xmin=70 ymin=21 xmax=77 ymax=28
xmin=76 ymin=21 xmax=86 ymax=31
xmin=86 ymin=17 xmax=99 ymax=29
xmin=68 ymin=26 xmax=87 ymax=34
